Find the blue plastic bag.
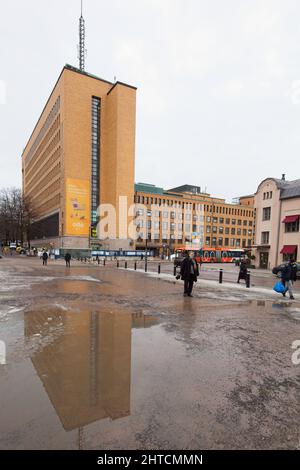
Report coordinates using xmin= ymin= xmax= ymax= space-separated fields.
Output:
xmin=273 ymin=281 xmax=287 ymax=294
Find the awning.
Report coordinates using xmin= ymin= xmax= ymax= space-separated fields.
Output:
xmin=282 ymin=215 xmax=299 ymax=223
xmin=280 ymin=245 xmax=298 ymax=254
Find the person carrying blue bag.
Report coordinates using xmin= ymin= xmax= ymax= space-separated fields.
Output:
xmin=274 ymin=259 xmax=297 ymax=300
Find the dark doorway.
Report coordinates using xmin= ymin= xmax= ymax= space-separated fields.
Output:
xmin=259 ymin=252 xmax=269 ymax=269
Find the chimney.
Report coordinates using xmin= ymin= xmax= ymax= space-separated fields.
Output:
xmin=282 ymin=174 xmax=286 ymax=181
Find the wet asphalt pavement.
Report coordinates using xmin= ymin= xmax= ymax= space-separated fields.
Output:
xmin=0 ymin=257 xmax=300 ymax=450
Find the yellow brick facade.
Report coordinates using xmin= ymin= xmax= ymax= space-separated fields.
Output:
xmin=22 ymin=65 xmax=137 ymax=253
xmin=134 ymin=186 xmax=255 ymax=256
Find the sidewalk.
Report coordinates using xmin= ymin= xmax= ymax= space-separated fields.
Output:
xmin=119 ymin=266 xmax=300 ymax=303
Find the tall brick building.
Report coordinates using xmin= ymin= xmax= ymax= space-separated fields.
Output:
xmin=22 ymin=64 xmax=137 ymax=254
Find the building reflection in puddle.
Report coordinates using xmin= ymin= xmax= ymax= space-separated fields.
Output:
xmin=24 ymin=308 xmax=158 ymax=435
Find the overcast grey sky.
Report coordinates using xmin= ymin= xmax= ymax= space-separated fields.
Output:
xmin=1 ymin=0 xmax=300 ymax=201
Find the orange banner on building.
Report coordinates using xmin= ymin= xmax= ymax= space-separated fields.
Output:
xmin=66 ymin=178 xmax=89 ymax=236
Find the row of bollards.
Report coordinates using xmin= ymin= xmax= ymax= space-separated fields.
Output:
xmin=115 ymin=260 xmax=162 ymax=275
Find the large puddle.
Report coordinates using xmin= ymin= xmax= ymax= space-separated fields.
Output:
xmin=1 ymin=259 xmax=300 ymax=449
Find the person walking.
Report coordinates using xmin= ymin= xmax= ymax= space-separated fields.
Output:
xmin=42 ymin=251 xmax=48 ymax=266
xmin=179 ymin=251 xmax=199 ymax=297
xmin=237 ymin=259 xmax=248 ymax=284
xmin=65 ymin=252 xmax=71 ymax=268
xmin=281 ymin=259 xmax=297 ymax=300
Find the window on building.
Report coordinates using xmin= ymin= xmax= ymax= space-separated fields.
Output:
xmin=212 ymin=238 xmax=217 ymax=246
xmin=231 ymin=228 xmax=236 ymax=235
xmin=213 ymin=226 xmax=217 ymax=233
xmin=225 ymin=227 xmax=230 ymax=234
xmin=230 ymin=239 xmax=235 ymax=247
xmin=261 ymin=231 xmax=269 ymax=244
xmin=219 ymin=218 xmax=224 ymax=224
xmin=285 ymin=220 xmax=300 ymax=233
xmin=224 ymin=238 xmax=229 ymax=246
xmin=263 ymin=207 xmax=271 ymax=221
xmin=219 ymin=227 xmax=224 ymax=234
xmin=226 ymin=218 xmax=230 ymax=224
xmin=205 ymin=236 xmax=211 ymax=245
xmin=218 ymin=238 xmax=223 ymax=246
xmin=206 ymin=226 xmax=211 ymax=233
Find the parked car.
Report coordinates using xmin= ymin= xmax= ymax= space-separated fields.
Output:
xmin=272 ymin=262 xmax=300 ymax=279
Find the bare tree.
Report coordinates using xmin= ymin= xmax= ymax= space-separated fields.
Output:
xmin=0 ymin=188 xmax=37 ymax=248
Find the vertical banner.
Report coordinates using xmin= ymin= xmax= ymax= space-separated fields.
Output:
xmin=66 ymin=178 xmax=89 ymax=236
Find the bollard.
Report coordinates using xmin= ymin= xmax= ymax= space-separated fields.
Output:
xmin=98 ymin=258 xmax=100 ymax=265
xmin=246 ymin=270 xmax=250 ymax=288
xmin=125 ymin=261 xmax=128 ymax=269
xmin=117 ymin=261 xmax=119 ymax=268
xmin=104 ymin=259 xmax=106 ymax=267
xmin=158 ymin=264 xmax=161 ymax=275
xmin=145 ymin=262 xmax=148 ymax=273
xmin=173 ymin=265 xmax=176 ymax=277
xmin=219 ymin=269 xmax=223 ymax=284
xmin=134 ymin=262 xmax=137 ymax=271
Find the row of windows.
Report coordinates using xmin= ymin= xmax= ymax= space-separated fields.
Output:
xmin=136 ymin=209 xmax=253 ymax=225
xmin=263 ymin=191 xmax=273 ymax=200
xmin=136 ymin=220 xmax=253 ymax=236
xmin=25 ymin=115 xmax=61 ymax=180
xmin=31 ymin=178 xmax=60 ymax=205
xmin=134 ymin=195 xmax=254 ymax=217
xmin=136 ymin=234 xmax=252 ymax=247
xmin=91 ymin=97 xmax=101 ymax=234
xmin=27 ymin=162 xmax=61 ymax=199
xmin=26 ymin=146 xmax=61 ymax=194
xmin=207 ymin=227 xmax=253 ymax=235
xmin=25 ymin=96 xmax=60 ymax=164
xmin=25 ymin=127 xmax=61 ymax=185
xmin=204 ymin=238 xmax=252 ymax=248
xmin=34 ymin=193 xmax=60 ymax=218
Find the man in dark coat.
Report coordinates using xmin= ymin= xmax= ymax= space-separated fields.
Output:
xmin=42 ymin=251 xmax=48 ymax=266
xmin=281 ymin=259 xmax=298 ymax=300
xmin=237 ymin=259 xmax=248 ymax=284
xmin=65 ymin=252 xmax=71 ymax=268
xmin=180 ymin=251 xmax=199 ymax=297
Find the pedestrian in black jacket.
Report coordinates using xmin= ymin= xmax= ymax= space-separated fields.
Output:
xmin=281 ymin=259 xmax=297 ymax=300
xmin=179 ymin=251 xmax=199 ymax=297
xmin=42 ymin=251 xmax=48 ymax=266
xmin=65 ymin=252 xmax=71 ymax=268
xmin=237 ymin=260 xmax=248 ymax=284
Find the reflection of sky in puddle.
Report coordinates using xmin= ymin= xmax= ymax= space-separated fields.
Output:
xmin=24 ymin=306 xmax=158 ymax=432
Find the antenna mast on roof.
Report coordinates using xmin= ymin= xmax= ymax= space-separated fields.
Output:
xmin=78 ymin=0 xmax=86 ymax=71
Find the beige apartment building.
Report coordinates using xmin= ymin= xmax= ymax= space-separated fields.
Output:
xmin=22 ymin=64 xmax=136 ymax=255
xmin=134 ymin=183 xmax=255 ymax=257
xmin=254 ymin=176 xmax=300 ymax=269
